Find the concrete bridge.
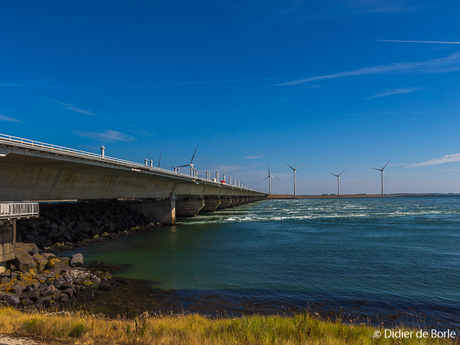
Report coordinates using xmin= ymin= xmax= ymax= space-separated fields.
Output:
xmin=0 ymin=133 xmax=267 ymax=223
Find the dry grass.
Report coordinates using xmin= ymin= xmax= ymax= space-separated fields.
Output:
xmin=0 ymin=307 xmax=458 ymax=344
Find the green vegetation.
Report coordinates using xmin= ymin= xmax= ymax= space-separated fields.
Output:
xmin=0 ymin=307 xmax=458 ymax=344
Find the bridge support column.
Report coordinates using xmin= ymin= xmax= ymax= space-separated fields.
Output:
xmin=0 ymin=220 xmax=16 ymax=271
xmin=176 ymin=196 xmax=205 ymax=217
xmin=129 ymin=199 xmax=176 ymax=225
xmin=217 ymin=197 xmax=233 ymax=209
xmin=201 ymin=197 xmax=221 ymax=212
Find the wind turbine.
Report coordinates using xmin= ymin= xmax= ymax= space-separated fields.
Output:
xmin=176 ymin=145 xmax=198 ymax=176
xmin=158 ymin=153 xmax=161 ymax=168
xmin=329 ymin=169 xmax=346 ymax=195
xmin=261 ymin=165 xmax=279 ymax=194
xmin=284 ymin=162 xmax=306 ymax=196
xmin=371 ymin=160 xmax=390 ymax=195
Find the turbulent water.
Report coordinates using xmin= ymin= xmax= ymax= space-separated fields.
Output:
xmin=69 ymin=197 xmax=460 ymax=326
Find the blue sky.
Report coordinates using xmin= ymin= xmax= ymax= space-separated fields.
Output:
xmin=1 ymin=0 xmax=460 ymax=194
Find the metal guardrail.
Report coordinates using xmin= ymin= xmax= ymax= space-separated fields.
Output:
xmin=0 ymin=133 xmax=258 ymax=192
xmin=0 ymin=202 xmax=39 ymax=219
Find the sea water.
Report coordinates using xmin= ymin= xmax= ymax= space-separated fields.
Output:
xmin=69 ymin=197 xmax=460 ymax=326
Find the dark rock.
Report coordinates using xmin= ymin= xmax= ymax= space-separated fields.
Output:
xmin=20 ymin=289 xmax=42 ymax=301
xmin=61 ymin=288 xmax=74 ymax=297
xmin=20 ymin=298 xmax=33 ymax=306
xmin=1 ymin=277 xmax=11 ymax=284
xmin=12 ymin=285 xmax=25 ymax=295
xmin=5 ymin=294 xmax=20 ymax=306
xmin=40 ymin=296 xmax=55 ymax=307
xmin=44 ymin=284 xmax=57 ymax=296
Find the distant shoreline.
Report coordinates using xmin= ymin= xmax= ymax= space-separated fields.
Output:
xmin=268 ymin=193 xmax=459 ymax=199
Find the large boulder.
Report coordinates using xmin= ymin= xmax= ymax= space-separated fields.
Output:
xmin=46 ymin=257 xmax=71 ymax=272
xmin=15 ymin=242 xmax=39 ymax=255
xmin=70 ymin=253 xmax=84 ymax=267
xmin=13 ymin=247 xmax=37 ymax=273
xmin=5 ymin=294 xmax=20 ymax=306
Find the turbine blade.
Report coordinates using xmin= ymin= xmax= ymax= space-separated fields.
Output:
xmin=261 ymin=176 xmax=269 ymax=182
xmin=273 ymin=176 xmax=280 ymax=181
xmin=384 ymin=171 xmax=389 ymax=182
xmin=330 ymin=173 xmax=338 ymax=177
xmin=370 ymin=168 xmax=381 ymax=171
xmin=177 ymin=164 xmax=190 ymax=168
xmin=295 ymin=163 xmax=306 ymax=170
xmin=383 ymin=160 xmax=390 ymax=170
xmin=190 ymin=145 xmax=198 ymax=163
xmin=284 ymin=162 xmax=295 ymax=170
xmin=158 ymin=154 xmax=161 ymax=168
xmin=338 ymin=169 xmax=346 ymax=176
xmin=268 ymin=165 xmax=270 ymax=175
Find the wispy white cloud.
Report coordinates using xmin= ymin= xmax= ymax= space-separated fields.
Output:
xmin=373 ymin=39 xmax=460 ymax=44
xmin=73 ymin=130 xmax=135 ymax=143
xmin=408 ymin=153 xmax=460 ymax=167
xmin=366 ymin=87 xmax=420 ymax=99
xmin=279 ymin=52 xmax=460 ymax=86
xmin=0 ymin=114 xmax=21 ymax=122
xmin=245 ymin=155 xmax=261 ymax=159
xmin=57 ymin=101 xmax=96 ymax=116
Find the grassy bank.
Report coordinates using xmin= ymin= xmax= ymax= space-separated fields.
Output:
xmin=1 ymin=308 xmax=458 ymax=344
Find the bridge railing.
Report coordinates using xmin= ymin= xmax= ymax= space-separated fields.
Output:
xmin=0 ymin=202 xmax=39 ymax=220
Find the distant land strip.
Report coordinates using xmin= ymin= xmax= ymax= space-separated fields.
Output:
xmin=268 ymin=193 xmax=458 ymax=199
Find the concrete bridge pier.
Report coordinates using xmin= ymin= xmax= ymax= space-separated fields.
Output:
xmin=176 ymin=196 xmax=205 ymax=217
xmin=201 ymin=197 xmax=221 ymax=212
xmin=0 ymin=220 xmax=16 ymax=265
xmin=218 ymin=197 xmax=233 ymax=209
xmin=129 ymin=198 xmax=176 ymax=224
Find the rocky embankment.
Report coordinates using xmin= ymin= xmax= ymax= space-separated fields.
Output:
xmin=16 ymin=201 xmax=157 ymax=252
xmin=0 ymin=242 xmax=114 ymax=308
xmin=1 ymin=201 xmax=158 ymax=309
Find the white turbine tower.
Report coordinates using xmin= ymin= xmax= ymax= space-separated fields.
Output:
xmin=284 ymin=162 xmax=306 ymax=196
xmin=329 ymin=169 xmax=346 ymax=195
xmin=371 ymin=160 xmax=390 ymax=195
xmin=261 ymin=165 xmax=279 ymax=195
xmin=176 ymin=145 xmax=199 ymax=176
